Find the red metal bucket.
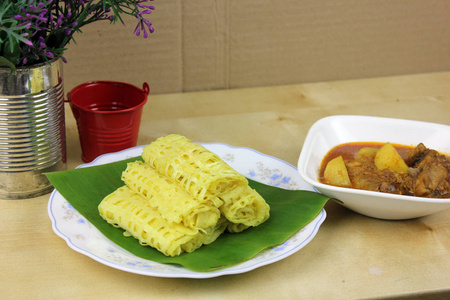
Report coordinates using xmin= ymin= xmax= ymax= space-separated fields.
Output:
xmin=68 ymin=81 xmax=149 ymax=163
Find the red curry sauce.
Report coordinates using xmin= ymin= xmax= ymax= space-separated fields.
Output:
xmin=318 ymin=142 xmax=415 ymax=181
xmin=318 ymin=142 xmax=450 ymax=198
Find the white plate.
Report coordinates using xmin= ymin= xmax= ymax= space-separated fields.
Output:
xmin=48 ymin=143 xmax=326 ymax=278
xmin=298 ymin=115 xmax=450 ymax=220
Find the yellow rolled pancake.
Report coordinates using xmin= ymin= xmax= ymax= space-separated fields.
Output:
xmin=182 ymin=215 xmax=228 ymax=253
xmin=226 ymin=222 xmax=249 ymax=234
xmin=122 ymin=161 xmax=221 ymax=232
xmin=141 ymin=134 xmax=248 ymax=201
xmin=98 ymin=186 xmax=208 ymax=257
xmin=218 ymin=185 xmax=270 ymax=229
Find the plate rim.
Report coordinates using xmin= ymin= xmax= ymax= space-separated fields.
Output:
xmin=48 ymin=142 xmax=327 ymax=278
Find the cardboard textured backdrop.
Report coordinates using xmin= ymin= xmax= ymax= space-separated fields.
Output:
xmin=63 ymin=0 xmax=450 ymax=95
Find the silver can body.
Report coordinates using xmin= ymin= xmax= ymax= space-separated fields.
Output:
xmin=0 ymin=59 xmax=66 ymax=199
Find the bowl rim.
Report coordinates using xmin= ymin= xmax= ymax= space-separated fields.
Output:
xmin=297 ymin=115 xmax=450 ymax=204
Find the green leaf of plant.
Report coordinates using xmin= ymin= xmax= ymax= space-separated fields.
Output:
xmin=0 ymin=56 xmax=16 ymax=80
xmin=3 ymin=40 xmax=20 ymax=64
xmin=46 ymin=157 xmax=329 ymax=272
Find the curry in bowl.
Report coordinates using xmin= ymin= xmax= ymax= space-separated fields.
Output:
xmin=319 ymin=142 xmax=450 ymax=198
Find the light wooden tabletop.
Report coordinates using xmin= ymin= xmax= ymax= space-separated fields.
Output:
xmin=2 ymin=72 xmax=449 ymax=299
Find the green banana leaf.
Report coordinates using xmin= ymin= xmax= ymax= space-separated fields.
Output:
xmin=46 ymin=157 xmax=329 ymax=272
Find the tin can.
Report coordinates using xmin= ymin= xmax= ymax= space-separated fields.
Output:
xmin=0 ymin=59 xmax=66 ymax=199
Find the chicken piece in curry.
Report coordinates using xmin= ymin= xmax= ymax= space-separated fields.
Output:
xmin=319 ymin=142 xmax=450 ymax=198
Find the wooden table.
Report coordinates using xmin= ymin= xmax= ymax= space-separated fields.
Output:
xmin=2 ymin=72 xmax=449 ymax=299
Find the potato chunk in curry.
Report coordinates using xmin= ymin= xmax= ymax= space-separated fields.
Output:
xmin=355 ymin=147 xmax=378 ymax=161
xmin=374 ymin=142 xmax=408 ymax=173
xmin=323 ymin=156 xmax=352 ymax=187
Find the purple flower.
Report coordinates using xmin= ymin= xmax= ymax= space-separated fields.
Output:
xmin=1 ymin=0 xmax=156 ymax=67
xmin=134 ymin=17 xmax=154 ymax=38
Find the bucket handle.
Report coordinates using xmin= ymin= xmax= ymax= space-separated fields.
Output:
xmin=142 ymin=82 xmax=150 ymax=95
xmin=65 ymin=91 xmax=72 ymax=103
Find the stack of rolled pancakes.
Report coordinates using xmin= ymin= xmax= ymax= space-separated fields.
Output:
xmin=98 ymin=134 xmax=270 ymax=257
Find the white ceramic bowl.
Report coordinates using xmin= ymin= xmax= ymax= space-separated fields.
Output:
xmin=297 ymin=115 xmax=450 ymax=220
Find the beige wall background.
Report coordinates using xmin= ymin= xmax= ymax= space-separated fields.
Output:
xmin=63 ymin=0 xmax=450 ymax=95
